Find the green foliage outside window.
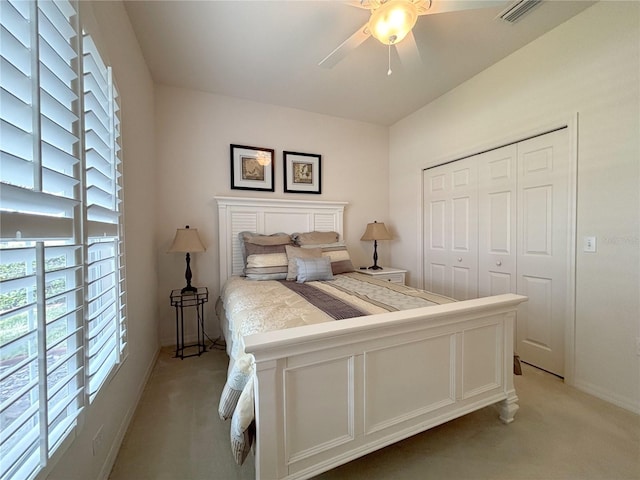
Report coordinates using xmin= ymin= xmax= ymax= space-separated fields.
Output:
xmin=1 ymin=255 xmax=72 ymax=360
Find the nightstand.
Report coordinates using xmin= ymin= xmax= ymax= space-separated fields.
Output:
xmin=170 ymin=287 xmax=209 ymax=359
xmin=357 ymin=267 xmax=407 ymax=285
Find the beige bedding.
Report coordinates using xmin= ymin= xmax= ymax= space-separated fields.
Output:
xmin=218 ymin=272 xmax=454 ymax=463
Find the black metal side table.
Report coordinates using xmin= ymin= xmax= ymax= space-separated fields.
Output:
xmin=170 ymin=287 xmax=209 ymax=359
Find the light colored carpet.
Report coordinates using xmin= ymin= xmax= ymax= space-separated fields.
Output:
xmin=109 ymin=347 xmax=639 ymax=480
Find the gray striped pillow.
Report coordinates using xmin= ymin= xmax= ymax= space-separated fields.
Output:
xmin=295 ymin=256 xmax=334 ymax=283
xmin=240 ymin=232 xmax=291 ymax=279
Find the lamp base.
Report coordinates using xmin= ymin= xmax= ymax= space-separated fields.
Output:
xmin=368 ymin=265 xmax=383 ymax=270
xmin=181 ymin=285 xmax=198 ymax=294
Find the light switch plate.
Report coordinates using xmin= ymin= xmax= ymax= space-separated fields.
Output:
xmin=583 ymin=236 xmax=597 ymax=253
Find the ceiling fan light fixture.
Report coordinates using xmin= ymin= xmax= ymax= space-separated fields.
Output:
xmin=368 ymin=0 xmax=418 ymax=45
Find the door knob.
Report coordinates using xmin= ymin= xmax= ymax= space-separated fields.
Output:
xmin=496 ymin=260 xmax=502 ymax=266
xmin=457 ymin=257 xmax=462 ymax=262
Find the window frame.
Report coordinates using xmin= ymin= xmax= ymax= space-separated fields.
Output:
xmin=0 ymin=1 xmax=127 ymax=478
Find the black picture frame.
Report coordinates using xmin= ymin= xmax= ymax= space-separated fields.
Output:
xmin=283 ymin=151 xmax=322 ymax=194
xmin=230 ymin=144 xmax=275 ymax=192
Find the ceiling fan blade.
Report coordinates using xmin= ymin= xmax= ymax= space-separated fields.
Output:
xmin=396 ymin=30 xmax=422 ymax=71
xmin=318 ymin=22 xmax=371 ymax=69
xmin=421 ymin=0 xmax=508 ymax=15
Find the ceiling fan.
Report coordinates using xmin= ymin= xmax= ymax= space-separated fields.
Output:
xmin=318 ymin=0 xmax=512 ymax=74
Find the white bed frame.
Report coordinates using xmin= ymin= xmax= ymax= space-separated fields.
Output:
xmin=215 ymin=196 xmax=527 ymax=480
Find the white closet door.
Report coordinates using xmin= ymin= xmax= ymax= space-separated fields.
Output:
xmin=478 ymin=145 xmax=517 ymax=297
xmin=423 ymin=158 xmax=478 ymax=300
xmin=516 ymin=129 xmax=570 ymax=377
xmin=423 ymin=128 xmax=571 ymax=377
xmin=423 ymin=168 xmax=450 ymax=296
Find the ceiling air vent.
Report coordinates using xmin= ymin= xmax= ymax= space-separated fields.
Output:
xmin=497 ymin=0 xmax=542 ymax=23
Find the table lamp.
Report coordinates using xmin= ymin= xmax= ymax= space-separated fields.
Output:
xmin=168 ymin=225 xmax=206 ymax=293
xmin=360 ymin=221 xmax=392 ymax=270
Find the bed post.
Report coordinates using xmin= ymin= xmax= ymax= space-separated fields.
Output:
xmin=253 ymin=358 xmax=282 ymax=480
xmin=498 ymin=310 xmax=519 ymax=424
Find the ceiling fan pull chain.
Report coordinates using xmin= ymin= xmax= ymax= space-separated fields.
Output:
xmin=387 ymin=44 xmax=392 ymax=76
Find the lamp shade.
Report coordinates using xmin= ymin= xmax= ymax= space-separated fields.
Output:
xmin=167 ymin=226 xmax=206 ymax=253
xmin=360 ymin=221 xmax=393 ymax=241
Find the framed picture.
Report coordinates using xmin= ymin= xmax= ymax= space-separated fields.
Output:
xmin=283 ymin=151 xmax=322 ymax=194
xmin=230 ymin=144 xmax=275 ymax=192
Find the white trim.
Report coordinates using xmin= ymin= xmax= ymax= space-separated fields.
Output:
xmin=564 ymin=113 xmax=579 ymax=386
xmin=573 ymin=379 xmax=640 ymax=415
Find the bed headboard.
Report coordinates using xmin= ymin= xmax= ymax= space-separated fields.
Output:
xmin=214 ymin=196 xmax=348 ymax=286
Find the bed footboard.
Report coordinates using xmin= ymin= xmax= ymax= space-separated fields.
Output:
xmin=244 ymin=293 xmax=527 ymax=480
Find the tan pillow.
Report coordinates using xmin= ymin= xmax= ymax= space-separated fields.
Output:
xmin=302 ymin=242 xmax=356 ymax=274
xmin=243 ymin=232 xmax=291 ymax=246
xmin=239 ymin=232 xmax=292 ymax=275
xmin=285 ymin=245 xmax=322 ymax=281
xmin=322 ymin=247 xmax=355 ymax=274
xmin=292 ymin=231 xmax=339 ymax=246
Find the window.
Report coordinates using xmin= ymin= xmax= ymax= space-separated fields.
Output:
xmin=0 ymin=1 xmax=126 ymax=479
xmin=82 ymin=32 xmax=126 ymax=402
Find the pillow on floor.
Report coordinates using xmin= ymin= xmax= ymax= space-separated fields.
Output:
xmin=230 ymin=376 xmax=255 ymax=465
xmin=218 ymin=355 xmax=253 ymax=420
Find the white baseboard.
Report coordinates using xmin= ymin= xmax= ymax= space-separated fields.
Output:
xmin=573 ymin=379 xmax=640 ymax=415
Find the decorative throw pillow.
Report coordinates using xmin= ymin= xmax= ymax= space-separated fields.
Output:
xmin=292 ymin=231 xmax=339 ymax=246
xmin=285 ymin=245 xmax=322 ymax=281
xmin=245 ymin=252 xmax=288 ymax=280
xmin=295 ymin=256 xmax=334 ymax=283
xmin=239 ymin=232 xmax=291 ymax=279
xmin=301 ymin=242 xmax=355 ymax=274
xmin=242 ymin=232 xmax=291 ymax=246
xmin=230 ymin=376 xmax=255 ymax=465
xmin=218 ymin=354 xmax=253 ymax=420
xmin=239 ymin=231 xmax=291 ymax=261
xmin=321 ymin=246 xmax=356 ymax=274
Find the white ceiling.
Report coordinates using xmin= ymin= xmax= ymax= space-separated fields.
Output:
xmin=124 ymin=0 xmax=594 ymax=126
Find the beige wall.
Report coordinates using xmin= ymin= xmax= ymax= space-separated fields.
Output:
xmin=47 ymin=2 xmax=158 ymax=479
xmin=154 ymin=87 xmax=390 ymax=345
xmin=389 ymin=1 xmax=639 ymax=412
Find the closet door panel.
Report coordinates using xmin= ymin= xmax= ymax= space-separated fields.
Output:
xmin=428 ymin=199 xmax=448 ymax=294
xmin=517 ymin=129 xmax=570 ymax=377
xmin=478 ymin=146 xmax=517 ymax=298
xmin=423 ymin=159 xmax=477 ymax=299
xmin=488 ymin=272 xmax=513 ymax=296
xmin=424 ymin=171 xmax=451 ymax=296
xmin=449 ymin=160 xmax=478 ymax=300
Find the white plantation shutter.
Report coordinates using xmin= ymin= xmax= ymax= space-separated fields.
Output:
xmin=0 ymin=2 xmax=126 ymax=479
xmin=113 ymin=83 xmax=127 ymax=358
xmin=82 ymin=34 xmax=126 ymax=401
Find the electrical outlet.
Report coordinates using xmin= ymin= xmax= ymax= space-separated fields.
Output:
xmin=583 ymin=236 xmax=597 ymax=253
xmin=92 ymin=425 xmax=104 ymax=456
